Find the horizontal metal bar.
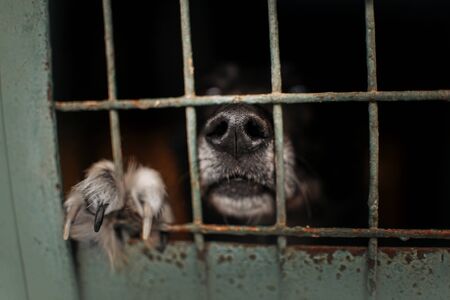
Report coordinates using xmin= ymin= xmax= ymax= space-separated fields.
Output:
xmin=54 ymin=90 xmax=450 ymax=111
xmin=158 ymin=224 xmax=450 ymax=240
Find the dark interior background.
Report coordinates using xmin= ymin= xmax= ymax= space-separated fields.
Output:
xmin=50 ymin=0 xmax=450 ymax=246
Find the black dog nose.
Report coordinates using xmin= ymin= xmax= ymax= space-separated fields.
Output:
xmin=204 ymin=105 xmax=272 ymax=159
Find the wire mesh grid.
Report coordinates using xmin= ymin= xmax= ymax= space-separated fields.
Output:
xmin=53 ymin=0 xmax=450 ymax=297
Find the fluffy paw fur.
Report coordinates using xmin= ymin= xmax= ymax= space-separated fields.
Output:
xmin=63 ymin=160 xmax=173 ymax=265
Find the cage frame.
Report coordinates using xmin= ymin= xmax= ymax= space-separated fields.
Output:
xmin=51 ymin=0 xmax=450 ymax=298
xmin=2 ymin=0 xmax=450 ymax=298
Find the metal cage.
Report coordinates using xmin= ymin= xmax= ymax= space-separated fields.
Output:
xmin=2 ymin=0 xmax=450 ymax=299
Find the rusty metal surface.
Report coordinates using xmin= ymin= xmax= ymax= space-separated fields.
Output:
xmin=52 ymin=0 xmax=450 ymax=298
xmin=158 ymin=224 xmax=450 ymax=240
xmin=77 ymin=242 xmax=450 ymax=300
xmin=179 ymin=1 xmax=209 ymax=298
xmin=54 ymin=90 xmax=450 ymax=111
xmin=268 ymin=0 xmax=282 ymax=94
xmin=365 ymin=0 xmax=379 ymax=297
xmin=102 ymin=0 xmax=123 ymax=175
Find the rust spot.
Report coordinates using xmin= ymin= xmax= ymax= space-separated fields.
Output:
xmin=336 ymin=273 xmax=342 ymax=280
xmin=367 ymin=257 xmax=376 ymax=270
xmin=142 ymin=248 xmax=154 ymax=261
xmin=164 ymin=258 xmax=173 ymax=264
xmin=266 ymin=285 xmax=276 ymax=291
xmin=249 ymin=254 xmax=256 ymax=260
xmin=180 ymin=252 xmax=187 ymax=259
xmin=327 ymin=253 xmax=333 ymax=264
xmin=47 ymin=84 xmax=53 ymax=102
xmin=356 ymin=268 xmax=361 ymax=273
xmin=405 ymin=254 xmax=413 ymax=264
xmin=217 ymin=254 xmax=232 ymax=264
xmin=339 ymin=265 xmax=346 ymax=272
xmin=228 ymin=278 xmax=235 ymax=285
xmin=176 ymin=261 xmax=183 ymax=269
xmin=298 ymin=245 xmax=365 ymax=257
xmin=382 ymin=247 xmax=449 ymax=260
xmin=197 ymin=249 xmax=207 ymax=261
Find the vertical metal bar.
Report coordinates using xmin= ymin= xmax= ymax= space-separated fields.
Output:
xmin=268 ymin=0 xmax=286 ymax=298
xmin=102 ymin=0 xmax=123 ymax=176
xmin=186 ymin=107 xmax=204 ymax=250
xmin=268 ymin=0 xmax=286 ymax=229
xmin=365 ymin=0 xmax=379 ymax=298
xmin=180 ymin=0 xmax=204 ymax=250
xmin=268 ymin=0 xmax=282 ymax=94
xmin=180 ymin=0 xmax=195 ymax=97
xmin=273 ymin=106 xmax=286 ymax=227
xmin=180 ymin=1 xmax=208 ymax=298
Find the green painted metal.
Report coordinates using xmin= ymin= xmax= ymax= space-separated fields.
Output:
xmin=0 ymin=0 xmax=78 ymax=299
xmin=0 ymin=77 xmax=29 ymax=300
xmin=2 ymin=0 xmax=450 ymax=299
xmin=76 ymin=242 xmax=450 ymax=300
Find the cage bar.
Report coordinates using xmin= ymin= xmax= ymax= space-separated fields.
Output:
xmin=54 ymin=89 xmax=450 ymax=111
xmin=180 ymin=0 xmax=195 ymax=96
xmin=179 ymin=1 xmax=208 ymax=298
xmin=365 ymin=0 xmax=379 ymax=297
xmin=179 ymin=0 xmax=204 ymax=250
xmin=101 ymin=0 xmax=123 ymax=176
xmin=268 ymin=1 xmax=287 ymax=298
xmin=159 ymin=224 xmax=450 ymax=240
xmin=186 ymin=107 xmax=204 ymax=250
xmin=268 ymin=0 xmax=286 ymax=227
xmin=268 ymin=0 xmax=282 ymax=94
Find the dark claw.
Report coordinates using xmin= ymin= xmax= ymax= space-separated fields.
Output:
xmin=94 ymin=203 xmax=107 ymax=232
xmin=156 ymin=231 xmax=169 ymax=253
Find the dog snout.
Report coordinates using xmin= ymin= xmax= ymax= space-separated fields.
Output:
xmin=204 ymin=105 xmax=272 ymax=159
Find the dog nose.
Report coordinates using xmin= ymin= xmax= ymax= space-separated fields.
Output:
xmin=204 ymin=105 xmax=272 ymax=159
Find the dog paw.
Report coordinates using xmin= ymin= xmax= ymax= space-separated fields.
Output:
xmin=63 ymin=160 xmax=173 ymax=243
xmin=63 ymin=160 xmax=124 ymax=239
xmin=125 ymin=163 xmax=173 ymax=240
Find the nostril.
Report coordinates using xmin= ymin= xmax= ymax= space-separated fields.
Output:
xmin=244 ymin=118 xmax=268 ymax=140
xmin=206 ymin=120 xmax=228 ymax=139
